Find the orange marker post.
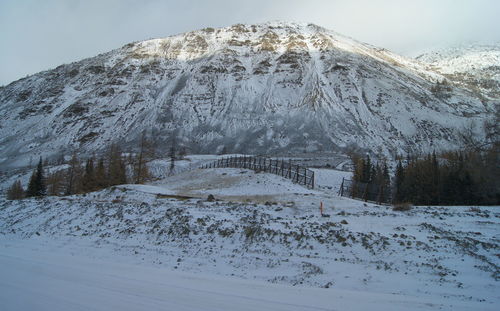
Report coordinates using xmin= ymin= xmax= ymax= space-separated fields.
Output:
xmin=320 ymin=201 xmax=323 ymax=216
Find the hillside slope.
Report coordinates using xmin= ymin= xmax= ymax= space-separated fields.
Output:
xmin=1 ymin=168 xmax=498 ymax=310
xmin=416 ymin=44 xmax=500 ymax=100
xmin=0 ymin=22 xmax=496 ymax=169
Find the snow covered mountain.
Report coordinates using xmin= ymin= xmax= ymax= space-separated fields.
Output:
xmin=416 ymin=44 xmax=500 ymax=100
xmin=0 ymin=22 xmax=497 ymax=169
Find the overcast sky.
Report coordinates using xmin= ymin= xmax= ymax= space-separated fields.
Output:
xmin=1 ymin=0 xmax=499 ymax=86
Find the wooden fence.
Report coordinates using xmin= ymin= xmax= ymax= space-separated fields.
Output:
xmin=338 ymin=177 xmax=392 ymax=205
xmin=200 ymin=156 xmax=315 ymax=189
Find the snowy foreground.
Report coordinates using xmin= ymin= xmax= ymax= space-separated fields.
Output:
xmin=1 ymin=238 xmax=444 ymax=311
xmin=1 ymin=167 xmax=499 ymax=310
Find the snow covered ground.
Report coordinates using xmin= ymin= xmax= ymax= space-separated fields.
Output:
xmin=0 ymin=166 xmax=499 ymax=310
xmin=1 ymin=237 xmax=458 ymax=311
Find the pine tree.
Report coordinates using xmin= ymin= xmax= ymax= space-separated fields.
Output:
xmin=82 ymin=156 xmax=97 ymax=192
xmin=394 ymin=160 xmax=405 ymax=203
xmin=95 ymin=158 xmax=108 ymax=189
xmin=362 ymin=155 xmax=371 ymax=183
xmin=34 ymin=157 xmax=46 ymax=196
xmin=108 ymin=144 xmax=127 ymax=186
xmin=26 ymin=170 xmax=37 ymax=197
xmin=26 ymin=157 xmax=46 ymax=197
xmin=431 ymin=151 xmax=440 ymax=204
xmin=379 ymin=162 xmax=391 ymax=203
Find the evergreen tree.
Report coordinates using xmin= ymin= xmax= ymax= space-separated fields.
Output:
xmin=379 ymin=162 xmax=391 ymax=203
xmin=95 ymin=158 xmax=108 ymax=189
xmin=431 ymin=151 xmax=440 ymax=204
xmin=26 ymin=157 xmax=46 ymax=197
xmin=82 ymin=156 xmax=97 ymax=192
xmin=394 ymin=160 xmax=405 ymax=203
xmin=362 ymin=155 xmax=371 ymax=183
xmin=107 ymin=144 xmax=127 ymax=186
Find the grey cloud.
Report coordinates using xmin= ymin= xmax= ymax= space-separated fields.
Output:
xmin=1 ymin=0 xmax=499 ymax=85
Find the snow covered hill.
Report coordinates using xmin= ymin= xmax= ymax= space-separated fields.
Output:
xmin=0 ymin=22 xmax=497 ymax=169
xmin=416 ymin=44 xmax=500 ymax=100
xmin=1 ymin=168 xmax=499 ymax=310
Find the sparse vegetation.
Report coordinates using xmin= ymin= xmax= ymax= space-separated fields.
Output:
xmin=6 ymin=180 xmax=24 ymax=200
xmin=19 ymin=137 xmax=159 ymax=197
xmin=392 ymin=203 xmax=412 ymax=212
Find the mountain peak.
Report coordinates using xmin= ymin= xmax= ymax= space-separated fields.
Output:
xmin=126 ymin=21 xmax=377 ymax=65
xmin=0 ymin=22 xmax=496 ymax=169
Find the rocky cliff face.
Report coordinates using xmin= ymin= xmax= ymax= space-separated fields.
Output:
xmin=0 ymin=22 xmax=496 ymax=169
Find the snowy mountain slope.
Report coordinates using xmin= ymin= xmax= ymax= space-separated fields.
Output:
xmin=416 ymin=44 xmax=500 ymax=100
xmin=1 ymin=168 xmax=498 ymax=310
xmin=0 ymin=22 xmax=496 ymax=169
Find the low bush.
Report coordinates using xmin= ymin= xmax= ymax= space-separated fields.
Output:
xmin=392 ymin=203 xmax=412 ymax=211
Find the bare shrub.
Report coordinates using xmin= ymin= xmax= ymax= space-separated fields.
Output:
xmin=392 ymin=203 xmax=412 ymax=211
xmin=6 ymin=180 xmax=24 ymax=200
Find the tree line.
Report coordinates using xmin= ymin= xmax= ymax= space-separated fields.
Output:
xmin=393 ymin=148 xmax=499 ymax=205
xmin=6 ymin=134 xmax=162 ymax=200
xmin=348 ymin=111 xmax=499 ymax=206
xmin=350 ymin=154 xmax=391 ymax=203
xmin=349 ymin=145 xmax=499 ymax=206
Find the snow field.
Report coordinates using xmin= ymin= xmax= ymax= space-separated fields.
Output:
xmin=0 ymin=166 xmax=498 ymax=310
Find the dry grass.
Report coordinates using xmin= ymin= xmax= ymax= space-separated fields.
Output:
xmin=392 ymin=203 xmax=412 ymax=211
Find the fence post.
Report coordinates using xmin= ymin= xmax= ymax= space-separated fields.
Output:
xmin=311 ymin=170 xmax=315 ymax=189
xmin=362 ymin=184 xmax=368 ymax=202
xmin=340 ymin=178 xmax=344 ymax=197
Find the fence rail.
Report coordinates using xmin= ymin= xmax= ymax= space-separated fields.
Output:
xmin=338 ymin=177 xmax=391 ymax=205
xmin=200 ymin=156 xmax=315 ymax=189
